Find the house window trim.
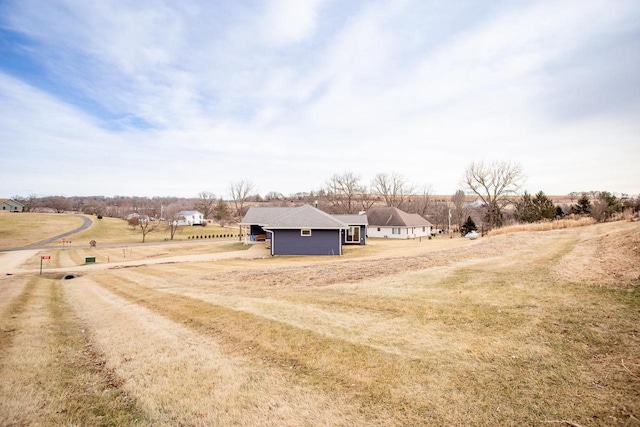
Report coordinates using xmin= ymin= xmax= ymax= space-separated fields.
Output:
xmin=301 ymin=228 xmax=312 ymax=237
xmin=346 ymin=226 xmax=360 ymax=243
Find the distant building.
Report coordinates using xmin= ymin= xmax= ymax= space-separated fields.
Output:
xmin=177 ymin=210 xmax=205 ymax=226
xmin=0 ymin=198 xmax=24 ymax=212
xmin=366 ymin=206 xmax=432 ymax=239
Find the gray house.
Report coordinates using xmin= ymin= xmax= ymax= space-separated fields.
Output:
xmin=0 ymin=198 xmax=24 ymax=212
xmin=240 ymin=205 xmax=367 ymax=256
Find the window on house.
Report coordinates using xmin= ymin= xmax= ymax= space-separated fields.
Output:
xmin=346 ymin=226 xmax=360 ymax=243
xmin=377 ymin=227 xmax=381 ymax=231
xmin=392 ymin=228 xmax=401 ymax=234
xmin=301 ymin=229 xmax=312 ymax=236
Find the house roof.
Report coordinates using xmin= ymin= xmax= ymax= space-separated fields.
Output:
xmin=0 ymin=198 xmax=23 ymax=206
xmin=178 ymin=210 xmax=203 ymax=216
xmin=333 ymin=214 xmax=369 ymax=226
xmin=241 ymin=205 xmax=349 ymax=229
xmin=239 ymin=207 xmax=293 ymax=225
xmin=366 ymin=207 xmax=433 ymax=227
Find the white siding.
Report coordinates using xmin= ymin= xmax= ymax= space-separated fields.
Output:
xmin=367 ymin=225 xmax=431 ymax=239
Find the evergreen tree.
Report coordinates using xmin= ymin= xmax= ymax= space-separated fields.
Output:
xmin=555 ymin=205 xmax=565 ymax=218
xmin=592 ymin=191 xmax=621 ymax=221
xmin=571 ymin=194 xmax=591 ymax=215
xmin=460 ymin=216 xmax=477 ymax=236
xmin=213 ymin=199 xmax=231 ymax=225
xmin=514 ymin=191 xmax=536 ymax=223
xmin=532 ymin=191 xmax=556 ymax=220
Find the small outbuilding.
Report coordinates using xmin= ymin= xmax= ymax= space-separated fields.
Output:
xmin=0 ymin=198 xmax=24 ymax=212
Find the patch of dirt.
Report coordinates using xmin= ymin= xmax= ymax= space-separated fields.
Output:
xmin=202 ymin=233 xmax=544 ymax=290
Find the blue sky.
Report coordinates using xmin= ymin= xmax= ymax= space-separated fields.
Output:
xmin=1 ymin=0 xmax=639 ymax=198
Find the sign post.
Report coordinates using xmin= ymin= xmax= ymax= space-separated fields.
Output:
xmin=40 ymin=255 xmax=50 ymax=275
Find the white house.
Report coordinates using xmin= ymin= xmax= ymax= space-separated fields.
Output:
xmin=366 ymin=206 xmax=433 ymax=239
xmin=0 ymin=198 xmax=24 ymax=212
xmin=177 ymin=210 xmax=205 ymax=226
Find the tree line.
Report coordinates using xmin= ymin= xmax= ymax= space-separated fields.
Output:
xmin=11 ymin=162 xmax=640 ymax=236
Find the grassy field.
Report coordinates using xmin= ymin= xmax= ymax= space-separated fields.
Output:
xmin=1 ymin=220 xmax=639 ymax=425
xmin=0 ymin=212 xmax=85 ymax=249
xmin=69 ymin=216 xmax=240 ymax=245
xmin=0 ymin=212 xmax=240 ymax=248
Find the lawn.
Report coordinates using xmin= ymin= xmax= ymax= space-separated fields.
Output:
xmin=1 ymin=220 xmax=638 ymax=425
xmin=66 ymin=216 xmax=240 ymax=245
xmin=0 ymin=212 xmax=241 ymax=249
xmin=0 ymin=212 xmax=85 ymax=249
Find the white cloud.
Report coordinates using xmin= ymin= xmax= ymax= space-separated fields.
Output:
xmin=1 ymin=0 xmax=639 ymax=197
xmin=261 ymin=0 xmax=325 ymax=45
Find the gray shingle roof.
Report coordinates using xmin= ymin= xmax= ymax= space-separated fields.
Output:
xmin=333 ymin=214 xmax=369 ymax=226
xmin=239 ymin=207 xmax=292 ymax=225
xmin=241 ymin=205 xmax=352 ymax=229
xmin=366 ymin=207 xmax=433 ymax=227
xmin=267 ymin=205 xmax=348 ymax=229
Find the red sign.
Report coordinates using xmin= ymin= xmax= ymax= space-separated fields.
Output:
xmin=41 ymin=255 xmax=51 ymax=260
xmin=61 ymin=238 xmax=66 ymax=242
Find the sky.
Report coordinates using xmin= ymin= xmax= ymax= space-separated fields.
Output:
xmin=0 ymin=0 xmax=639 ymax=199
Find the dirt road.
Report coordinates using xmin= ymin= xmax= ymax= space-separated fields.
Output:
xmin=0 ymin=244 xmax=271 ymax=276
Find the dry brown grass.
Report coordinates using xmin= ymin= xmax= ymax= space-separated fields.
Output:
xmin=0 ymin=275 xmax=147 ymax=425
xmin=19 ymin=240 xmax=250 ymax=271
xmin=488 ymin=217 xmax=598 ymax=236
xmin=0 ymin=212 xmax=85 ymax=248
xmin=1 ymin=221 xmax=638 ymax=425
xmin=68 ymin=216 xmax=240 ymax=245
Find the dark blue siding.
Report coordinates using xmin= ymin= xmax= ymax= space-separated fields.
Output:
xmin=271 ymin=229 xmax=341 ymax=255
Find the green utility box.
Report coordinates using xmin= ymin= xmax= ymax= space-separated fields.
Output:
xmin=85 ymin=257 xmax=96 ymax=264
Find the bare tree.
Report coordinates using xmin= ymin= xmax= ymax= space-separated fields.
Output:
xmin=163 ymin=203 xmax=188 ymax=240
xmin=428 ymin=201 xmax=451 ymax=233
xmin=451 ymin=189 xmax=471 ymax=232
xmin=195 ymin=191 xmax=216 ymax=219
xmin=371 ymin=172 xmax=414 ymax=209
xmin=229 ymin=179 xmax=255 ymax=218
xmin=264 ymin=191 xmax=284 ymax=202
xmin=324 ymin=172 xmax=365 ymax=214
xmin=407 ymin=184 xmax=433 ymax=217
xmin=462 ymin=160 xmax=525 ymax=230
xmin=44 ymin=195 xmax=70 ymax=213
xmin=138 ymin=216 xmax=160 ymax=243
xmin=356 ymin=190 xmax=376 ymax=212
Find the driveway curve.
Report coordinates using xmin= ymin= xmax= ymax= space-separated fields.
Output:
xmin=25 ymin=214 xmax=93 ymax=248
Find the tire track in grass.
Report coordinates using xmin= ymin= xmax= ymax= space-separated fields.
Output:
xmin=93 ymin=272 xmax=542 ymax=426
xmin=0 ymin=275 xmax=148 ymax=426
xmin=67 ymin=276 xmax=373 ymax=426
xmin=0 ymin=276 xmax=37 ymax=353
xmin=47 ymin=278 xmax=149 ymax=426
